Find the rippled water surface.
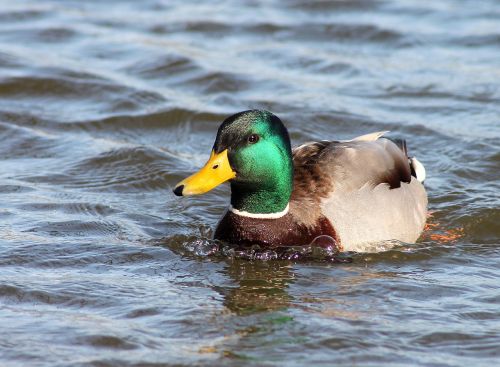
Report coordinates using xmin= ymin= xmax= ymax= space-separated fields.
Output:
xmin=1 ymin=0 xmax=499 ymax=366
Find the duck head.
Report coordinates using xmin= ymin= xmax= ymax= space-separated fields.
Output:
xmin=173 ymin=110 xmax=293 ymax=214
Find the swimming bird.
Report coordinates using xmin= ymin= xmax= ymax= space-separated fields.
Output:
xmin=173 ymin=110 xmax=427 ymax=252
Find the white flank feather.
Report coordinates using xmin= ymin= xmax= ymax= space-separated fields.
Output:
xmin=410 ymin=157 xmax=426 ymax=182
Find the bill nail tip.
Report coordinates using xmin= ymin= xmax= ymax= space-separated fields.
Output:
xmin=173 ymin=185 xmax=184 ymax=196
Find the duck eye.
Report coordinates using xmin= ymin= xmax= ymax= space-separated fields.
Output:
xmin=248 ymin=134 xmax=259 ymax=144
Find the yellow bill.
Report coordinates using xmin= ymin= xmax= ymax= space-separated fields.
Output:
xmin=173 ymin=149 xmax=236 ymax=196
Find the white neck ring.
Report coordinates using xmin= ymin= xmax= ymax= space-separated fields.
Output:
xmin=229 ymin=203 xmax=289 ymax=219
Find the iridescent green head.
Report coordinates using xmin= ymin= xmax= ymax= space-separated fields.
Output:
xmin=174 ymin=110 xmax=293 ymax=214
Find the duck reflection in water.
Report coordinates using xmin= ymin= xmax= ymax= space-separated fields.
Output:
xmin=219 ymin=259 xmax=295 ymax=314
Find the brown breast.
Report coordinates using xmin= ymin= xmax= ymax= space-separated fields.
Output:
xmin=214 ymin=211 xmax=338 ymax=248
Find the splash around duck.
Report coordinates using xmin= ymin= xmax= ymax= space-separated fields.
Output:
xmin=173 ymin=110 xmax=427 ymax=252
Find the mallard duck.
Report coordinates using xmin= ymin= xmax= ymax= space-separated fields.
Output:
xmin=173 ymin=110 xmax=427 ymax=252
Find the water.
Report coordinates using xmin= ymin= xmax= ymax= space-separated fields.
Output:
xmin=0 ymin=0 xmax=499 ymax=366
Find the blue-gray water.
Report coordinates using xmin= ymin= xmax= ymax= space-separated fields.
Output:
xmin=1 ymin=1 xmax=499 ymax=366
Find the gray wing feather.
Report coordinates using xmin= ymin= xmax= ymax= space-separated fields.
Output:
xmin=319 ymin=138 xmax=412 ymax=192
